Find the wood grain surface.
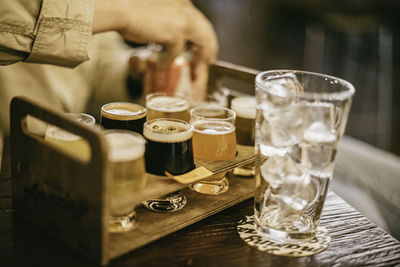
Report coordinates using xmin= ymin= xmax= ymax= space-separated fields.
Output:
xmin=333 ymin=137 xmax=400 ymax=240
xmin=108 ymin=171 xmax=254 ymax=260
xmin=1 ymin=139 xmax=400 ymax=267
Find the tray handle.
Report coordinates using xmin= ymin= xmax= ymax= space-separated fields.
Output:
xmin=10 ymin=96 xmax=110 ymax=265
xmin=208 ymin=60 xmax=260 ymax=95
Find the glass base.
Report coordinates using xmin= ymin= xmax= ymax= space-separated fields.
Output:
xmin=143 ymin=191 xmax=187 ymax=212
xmin=232 ymin=163 xmax=255 ymax=177
xmin=254 ymin=214 xmax=316 ymax=244
xmin=190 ymin=173 xmax=229 ymax=195
xmin=109 ymin=210 xmax=137 ymax=233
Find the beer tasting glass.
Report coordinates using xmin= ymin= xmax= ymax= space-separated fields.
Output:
xmin=101 ymin=102 xmax=147 ymax=134
xmin=104 ymin=130 xmax=147 ymax=233
xmin=190 ymin=106 xmax=237 ymax=194
xmin=146 ymin=92 xmax=190 ymax=122
xmin=254 ymin=70 xmax=354 ymax=243
xmin=145 ymin=93 xmax=190 ymax=212
xmin=231 ymin=96 xmax=256 ymax=176
xmin=44 ymin=113 xmax=95 ymax=162
xmin=143 ymin=118 xmax=195 ymax=212
xmin=190 ymin=87 xmax=230 ymax=108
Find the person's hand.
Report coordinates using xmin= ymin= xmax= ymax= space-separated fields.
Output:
xmin=93 ymin=0 xmax=218 ymax=94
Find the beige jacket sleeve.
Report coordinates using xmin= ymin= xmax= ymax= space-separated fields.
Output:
xmin=0 ymin=0 xmax=93 ymax=67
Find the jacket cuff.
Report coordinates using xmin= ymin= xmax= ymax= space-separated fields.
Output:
xmin=25 ymin=0 xmax=94 ymax=67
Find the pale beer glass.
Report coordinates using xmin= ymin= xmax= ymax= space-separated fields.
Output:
xmin=44 ymin=113 xmax=95 ymax=162
xmin=146 ymin=92 xmax=190 ymax=122
xmin=143 ymin=118 xmax=195 ymax=212
xmin=231 ymin=96 xmax=256 ymax=176
xmin=190 ymin=106 xmax=237 ymax=194
xmin=104 ymin=130 xmax=146 ymax=232
xmin=254 ymin=70 xmax=354 ymax=243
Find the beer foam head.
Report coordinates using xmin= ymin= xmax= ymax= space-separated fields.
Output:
xmin=45 ymin=127 xmax=81 ymax=141
xmin=190 ymin=106 xmax=236 ymax=120
xmin=102 ymin=102 xmax=146 ymax=121
xmin=192 ymin=121 xmax=235 ymax=135
xmin=105 ymin=131 xmax=145 ymax=162
xmin=143 ymin=119 xmax=193 ymax=143
xmin=146 ymin=95 xmax=189 ymax=113
xmin=231 ymin=96 xmax=256 ymax=119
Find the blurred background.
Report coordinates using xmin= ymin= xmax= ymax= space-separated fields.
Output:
xmin=192 ymin=0 xmax=400 ymax=240
xmin=193 ymin=0 xmax=400 ymax=156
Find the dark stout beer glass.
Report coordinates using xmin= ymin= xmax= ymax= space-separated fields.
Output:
xmin=143 ymin=118 xmax=195 ymax=212
xmin=231 ymin=96 xmax=256 ymax=176
xmin=232 ymin=96 xmax=256 ymax=146
xmin=101 ymin=102 xmax=146 ymax=133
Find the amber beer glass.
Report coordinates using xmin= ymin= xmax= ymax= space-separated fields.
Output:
xmin=104 ymin=130 xmax=146 ymax=232
xmin=143 ymin=118 xmax=195 ymax=212
xmin=146 ymin=92 xmax=190 ymax=122
xmin=231 ymin=96 xmax=256 ymax=176
xmin=101 ymin=102 xmax=147 ymax=133
xmin=190 ymin=106 xmax=237 ymax=194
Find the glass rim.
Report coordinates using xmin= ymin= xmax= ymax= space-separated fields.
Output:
xmin=103 ymin=129 xmax=146 ymax=160
xmin=101 ymin=102 xmax=147 ymax=120
xmin=65 ymin=113 xmax=96 ymax=125
xmin=145 ymin=91 xmax=188 ymax=100
xmin=143 ymin=118 xmax=193 ymax=142
xmin=231 ymin=95 xmax=256 ymax=120
xmin=145 ymin=92 xmax=190 ymax=112
xmin=190 ymin=106 xmax=236 ymax=122
xmin=256 ymin=70 xmax=355 ymax=101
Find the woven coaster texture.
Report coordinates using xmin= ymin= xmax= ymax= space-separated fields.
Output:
xmin=237 ymin=215 xmax=330 ymax=257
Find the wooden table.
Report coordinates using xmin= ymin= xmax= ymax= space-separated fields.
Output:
xmin=1 ymin=139 xmax=400 ymax=266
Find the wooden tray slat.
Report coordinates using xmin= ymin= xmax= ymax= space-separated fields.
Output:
xmin=109 ymin=173 xmax=254 ymax=259
xmin=128 ymin=145 xmax=255 ymax=207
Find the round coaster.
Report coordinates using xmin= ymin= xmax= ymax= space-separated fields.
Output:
xmin=237 ymin=215 xmax=330 ymax=257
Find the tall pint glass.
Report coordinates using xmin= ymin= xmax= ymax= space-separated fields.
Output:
xmin=254 ymin=70 xmax=354 ymax=243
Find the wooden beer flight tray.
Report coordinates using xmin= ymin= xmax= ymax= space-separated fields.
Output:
xmin=10 ymin=61 xmax=260 ymax=265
